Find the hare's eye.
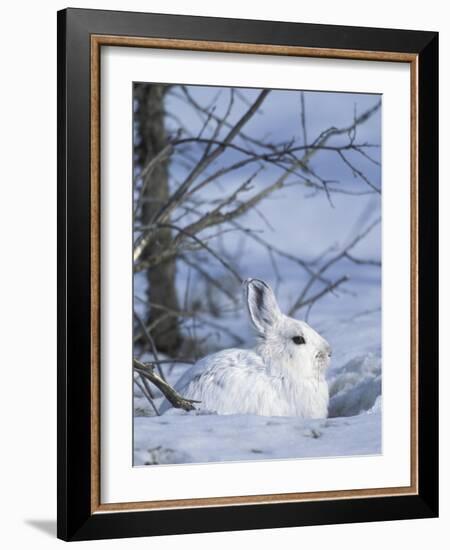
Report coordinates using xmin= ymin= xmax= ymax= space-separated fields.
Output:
xmin=292 ymin=335 xmax=306 ymax=345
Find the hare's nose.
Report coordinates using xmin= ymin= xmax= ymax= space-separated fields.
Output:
xmin=324 ymin=343 xmax=332 ymax=357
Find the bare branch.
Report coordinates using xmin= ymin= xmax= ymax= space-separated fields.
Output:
xmin=133 ymin=91 xmax=271 ymax=264
xmin=133 ymin=85 xmax=382 ymax=361
xmin=289 ymin=218 xmax=380 ymax=315
xmin=134 ymin=358 xmax=200 ymax=412
xmin=180 ymin=254 xmax=239 ymax=304
xmin=148 ymin=301 xmax=245 ymax=346
xmin=310 ymin=100 xmax=381 ymax=150
xmin=133 ymin=143 xmax=175 ymax=219
xmin=155 ymin=89 xmax=271 ymax=224
xmin=291 ymin=276 xmax=349 ymax=316
xmin=134 ymin=310 xmax=167 ymax=381
xmin=337 ymin=150 xmax=381 ymax=194
xmin=179 ymin=85 xmax=272 ymax=151
xmin=300 ymin=91 xmax=308 ymax=153
xmin=344 ymin=252 xmax=381 ymax=266
xmin=137 ymin=222 xmax=242 ymax=283
xmin=181 ymin=168 xmax=263 ymax=236
xmin=230 ymin=220 xmax=330 ymax=282
xmin=134 ymin=374 xmax=160 ymax=416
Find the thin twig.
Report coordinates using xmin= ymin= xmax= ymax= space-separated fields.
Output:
xmin=289 ymin=218 xmax=381 ymax=314
xmin=134 ymin=310 xmax=167 ymax=382
xmin=134 ymin=375 xmax=160 ymax=416
xmin=292 ymin=276 xmax=349 ymax=317
xmin=133 ymin=358 xmax=200 ymax=412
xmin=156 ymin=223 xmax=242 ymax=283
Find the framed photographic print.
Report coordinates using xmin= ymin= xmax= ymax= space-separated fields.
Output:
xmin=57 ymin=8 xmax=439 ymax=541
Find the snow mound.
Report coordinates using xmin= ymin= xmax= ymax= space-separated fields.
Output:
xmin=328 ymin=353 xmax=381 ymax=417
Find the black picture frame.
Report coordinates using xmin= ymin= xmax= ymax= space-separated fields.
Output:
xmin=57 ymin=7 xmax=438 ymax=541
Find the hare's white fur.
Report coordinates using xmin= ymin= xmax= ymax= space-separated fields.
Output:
xmin=160 ymin=279 xmax=331 ymax=418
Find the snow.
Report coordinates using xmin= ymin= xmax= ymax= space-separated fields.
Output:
xmin=133 ymin=273 xmax=382 ymax=466
xmin=134 ymin=409 xmax=381 ymax=466
xmin=133 ymin=337 xmax=382 ymax=465
xmin=133 ymin=87 xmax=382 ymax=466
xmin=329 ymin=353 xmax=381 ymax=418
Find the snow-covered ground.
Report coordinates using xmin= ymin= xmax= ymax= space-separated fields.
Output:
xmin=133 ymin=87 xmax=382 ymax=466
xmin=132 ymin=211 xmax=382 ymax=466
xmin=133 ymin=310 xmax=382 ymax=465
xmin=134 ymin=407 xmax=380 ymax=466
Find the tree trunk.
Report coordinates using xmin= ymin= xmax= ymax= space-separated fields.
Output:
xmin=134 ymin=83 xmax=182 ymax=354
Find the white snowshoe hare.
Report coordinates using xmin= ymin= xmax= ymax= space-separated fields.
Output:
xmin=160 ymin=278 xmax=331 ymax=418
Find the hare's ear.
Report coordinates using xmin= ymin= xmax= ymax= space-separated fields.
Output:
xmin=244 ymin=279 xmax=282 ymax=334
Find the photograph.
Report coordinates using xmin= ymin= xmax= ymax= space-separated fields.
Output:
xmin=53 ymin=5 xmax=438 ymax=542
xmin=132 ymin=82 xmax=383 ymax=466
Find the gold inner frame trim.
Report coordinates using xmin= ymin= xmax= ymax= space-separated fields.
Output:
xmin=90 ymin=34 xmax=419 ymax=514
